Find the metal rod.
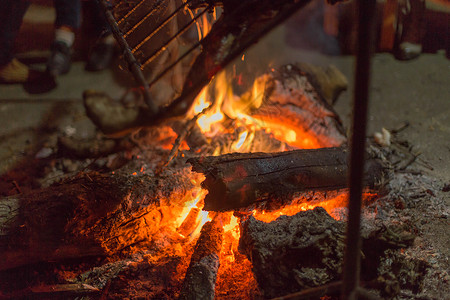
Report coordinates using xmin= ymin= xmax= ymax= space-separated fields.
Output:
xmin=97 ymin=0 xmax=158 ymax=115
xmin=117 ymin=0 xmax=148 ymax=25
xmin=148 ymin=41 xmax=202 ymax=87
xmin=140 ymin=7 xmax=209 ymax=69
xmin=341 ymin=0 xmax=377 ymax=299
xmin=123 ymin=0 xmax=166 ymax=38
xmin=130 ymin=0 xmax=192 ymax=51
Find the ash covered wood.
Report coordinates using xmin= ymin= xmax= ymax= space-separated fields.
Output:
xmin=239 ymin=207 xmax=345 ymax=298
xmin=238 ymin=207 xmax=429 ymax=299
xmin=0 ymin=166 xmax=197 ymax=271
xmin=179 ymin=219 xmax=224 ymax=300
xmin=188 ymin=147 xmax=385 ymax=211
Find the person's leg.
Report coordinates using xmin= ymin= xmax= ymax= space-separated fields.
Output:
xmin=0 ymin=0 xmax=32 ymax=83
xmin=396 ymin=0 xmax=425 ymax=60
xmin=85 ymin=0 xmax=115 ymax=71
xmin=47 ymin=0 xmax=82 ymax=76
xmin=54 ymin=0 xmax=81 ymax=30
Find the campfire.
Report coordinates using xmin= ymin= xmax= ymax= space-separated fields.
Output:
xmin=0 ymin=0 xmax=434 ymax=299
xmin=2 ymin=61 xmax=422 ymax=299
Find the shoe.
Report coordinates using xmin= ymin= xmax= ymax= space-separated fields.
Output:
xmin=85 ymin=42 xmax=115 ymax=72
xmin=395 ymin=0 xmax=425 ymax=61
xmin=396 ymin=42 xmax=422 ymax=61
xmin=47 ymin=41 xmax=72 ymax=76
xmin=0 ymin=58 xmax=43 ymax=84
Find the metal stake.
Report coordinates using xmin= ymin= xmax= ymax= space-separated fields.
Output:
xmin=341 ymin=0 xmax=377 ymax=299
xmin=97 ymin=0 xmax=158 ymax=115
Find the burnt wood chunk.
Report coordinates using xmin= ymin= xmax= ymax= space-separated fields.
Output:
xmin=239 ymin=207 xmax=427 ymax=299
xmin=239 ymin=207 xmax=345 ymax=298
xmin=245 ymin=64 xmax=347 ymax=149
xmin=188 ymin=147 xmax=385 ymax=211
xmin=179 ymin=220 xmax=224 ymax=300
xmin=0 ymin=167 xmax=196 ymax=271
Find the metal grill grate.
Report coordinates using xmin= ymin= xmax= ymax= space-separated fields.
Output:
xmin=98 ymin=0 xmax=317 ymax=119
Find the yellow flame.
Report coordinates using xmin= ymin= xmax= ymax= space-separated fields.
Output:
xmin=193 ymin=88 xmax=210 ymax=114
xmin=193 ymin=210 xmax=211 ymax=237
xmin=193 ymin=72 xmax=233 ymax=134
xmin=187 ymin=5 xmax=216 ymax=42
xmin=197 ymin=112 xmax=224 ymax=132
xmin=232 ymin=131 xmax=248 ymax=151
xmin=223 ymin=215 xmax=240 ymax=237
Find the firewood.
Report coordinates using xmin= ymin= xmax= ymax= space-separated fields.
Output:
xmin=239 ymin=207 xmax=426 ymax=299
xmin=242 ymin=65 xmax=347 ymax=149
xmin=85 ymin=0 xmax=331 ymax=136
xmin=57 ymin=135 xmax=134 ymax=158
xmin=179 ymin=219 xmax=224 ymax=300
xmin=0 ymin=167 xmax=197 ymax=271
xmin=7 ymin=283 xmax=101 ymax=299
xmin=188 ymin=147 xmax=385 ymax=211
xmin=294 ymin=62 xmax=348 ymax=105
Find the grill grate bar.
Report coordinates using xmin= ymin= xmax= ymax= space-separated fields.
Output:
xmin=98 ymin=0 xmax=157 ymax=114
xmin=123 ymin=0 xmax=167 ymax=38
xmin=147 ymin=40 xmax=202 ymax=88
xmin=130 ymin=0 xmax=193 ymax=51
xmin=117 ymin=0 xmax=158 ymax=26
xmin=140 ymin=7 xmax=209 ymax=69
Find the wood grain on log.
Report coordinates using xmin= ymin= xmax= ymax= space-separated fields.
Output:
xmin=0 ymin=167 xmax=197 ymax=271
xmin=249 ymin=64 xmax=346 ymax=149
xmin=188 ymin=147 xmax=385 ymax=211
xmin=179 ymin=219 xmax=224 ymax=300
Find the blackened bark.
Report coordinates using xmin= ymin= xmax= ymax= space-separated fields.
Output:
xmin=188 ymin=147 xmax=385 ymax=211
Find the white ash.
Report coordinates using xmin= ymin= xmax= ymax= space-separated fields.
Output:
xmin=368 ymin=171 xmax=449 ymax=299
xmin=374 ymin=127 xmax=391 ymax=147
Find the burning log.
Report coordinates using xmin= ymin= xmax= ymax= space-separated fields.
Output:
xmin=0 ymin=167 xmax=197 ymax=271
xmin=237 ymin=64 xmax=347 ymax=149
xmin=179 ymin=219 xmax=224 ymax=300
xmin=188 ymin=147 xmax=385 ymax=211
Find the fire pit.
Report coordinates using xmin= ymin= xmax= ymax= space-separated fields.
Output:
xmin=0 ymin=60 xmax=430 ymax=299
xmin=0 ymin=0 xmax=446 ymax=299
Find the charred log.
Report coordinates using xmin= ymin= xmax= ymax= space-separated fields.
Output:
xmin=239 ymin=207 xmax=427 ymax=299
xmin=294 ymin=62 xmax=348 ymax=106
xmin=6 ymin=283 xmax=101 ymax=299
xmin=243 ymin=64 xmax=347 ymax=149
xmin=239 ymin=207 xmax=345 ymax=298
xmin=188 ymin=147 xmax=385 ymax=211
xmin=0 ymin=167 xmax=197 ymax=271
xmin=57 ymin=135 xmax=134 ymax=158
xmin=179 ymin=219 xmax=224 ymax=300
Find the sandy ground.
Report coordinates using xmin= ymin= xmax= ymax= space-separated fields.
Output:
xmin=0 ymin=2 xmax=448 ymax=298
